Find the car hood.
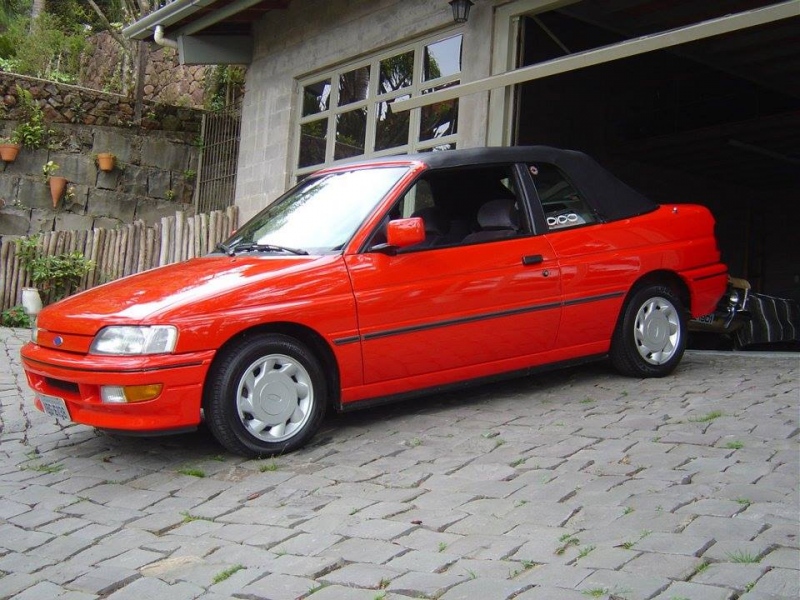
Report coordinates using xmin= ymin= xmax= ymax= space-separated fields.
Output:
xmin=36 ymin=254 xmax=344 ymax=335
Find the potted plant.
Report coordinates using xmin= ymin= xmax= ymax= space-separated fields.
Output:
xmin=0 ymin=135 xmax=21 ymax=162
xmin=96 ymin=152 xmax=115 ymax=171
xmin=43 ymin=161 xmax=67 ymax=208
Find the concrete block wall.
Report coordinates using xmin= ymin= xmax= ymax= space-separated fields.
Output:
xmin=236 ymin=0 xmax=495 ymax=221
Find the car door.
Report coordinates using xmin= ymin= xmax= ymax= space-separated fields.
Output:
xmin=528 ymin=161 xmax=633 ymax=350
xmin=344 ymin=164 xmax=562 ymax=394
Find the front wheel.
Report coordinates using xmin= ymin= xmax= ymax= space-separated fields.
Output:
xmin=204 ymin=334 xmax=327 ymax=457
xmin=611 ymin=284 xmax=687 ymax=378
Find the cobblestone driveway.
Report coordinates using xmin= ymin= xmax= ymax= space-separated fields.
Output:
xmin=1 ymin=327 xmax=798 ymax=600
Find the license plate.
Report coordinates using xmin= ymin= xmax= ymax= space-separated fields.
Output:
xmin=696 ymin=314 xmax=715 ymax=324
xmin=39 ymin=393 xmax=71 ymax=421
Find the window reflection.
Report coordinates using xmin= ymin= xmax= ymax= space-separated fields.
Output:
xmin=299 ymin=118 xmax=327 ymax=168
xmin=297 ymin=34 xmax=463 ymax=174
xmin=420 ymin=83 xmax=459 ymax=141
xmin=339 ymin=66 xmax=370 ymax=106
xmin=335 ymin=108 xmax=367 ymax=160
xmin=379 ymin=51 xmax=413 ymax=94
xmin=376 ymin=97 xmax=410 ymax=151
xmin=423 ymin=35 xmax=462 ymax=82
xmin=302 ymin=79 xmax=331 ymax=116
xmin=228 ymin=167 xmax=410 ymax=253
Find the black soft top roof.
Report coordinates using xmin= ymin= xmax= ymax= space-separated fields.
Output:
xmin=339 ymin=146 xmax=658 ymax=222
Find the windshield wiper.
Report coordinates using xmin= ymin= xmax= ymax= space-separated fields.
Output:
xmin=227 ymin=242 xmax=309 ymax=256
xmin=215 ymin=242 xmax=231 ymax=255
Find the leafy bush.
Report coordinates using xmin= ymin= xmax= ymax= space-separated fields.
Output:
xmin=16 ymin=236 xmax=95 ymax=305
xmin=2 ymin=12 xmax=85 ymax=83
xmin=1 ymin=305 xmax=31 ymax=328
xmin=13 ymin=86 xmax=48 ymax=149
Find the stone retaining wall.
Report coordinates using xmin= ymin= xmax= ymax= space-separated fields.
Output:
xmin=0 ymin=74 xmax=204 ymax=236
xmin=81 ymin=33 xmax=208 ymax=109
xmin=1 ymin=72 xmax=203 ymax=131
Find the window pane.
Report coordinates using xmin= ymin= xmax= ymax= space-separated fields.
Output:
xmin=299 ymin=118 xmax=327 ymax=168
xmin=379 ymin=51 xmax=414 ymax=95
xmin=420 ymin=84 xmax=459 ymax=141
xmin=375 ymin=98 xmax=410 ymax=151
xmin=530 ymin=163 xmax=598 ymax=230
xmin=423 ymin=35 xmax=462 ymax=82
xmin=339 ymin=66 xmax=370 ymax=106
xmin=334 ymin=108 xmax=367 ymax=160
xmin=302 ymin=79 xmax=331 ymax=116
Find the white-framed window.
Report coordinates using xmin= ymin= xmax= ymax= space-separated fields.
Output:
xmin=294 ymin=32 xmax=463 ymax=178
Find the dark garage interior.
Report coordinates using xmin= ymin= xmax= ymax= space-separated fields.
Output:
xmin=513 ymin=0 xmax=799 ymax=302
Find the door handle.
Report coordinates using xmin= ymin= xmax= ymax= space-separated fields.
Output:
xmin=522 ymin=254 xmax=543 ymax=266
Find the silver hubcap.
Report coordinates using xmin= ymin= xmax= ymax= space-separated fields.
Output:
xmin=236 ymin=353 xmax=313 ymax=442
xmin=633 ymin=296 xmax=680 ymax=365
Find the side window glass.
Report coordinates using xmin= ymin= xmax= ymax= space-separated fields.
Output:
xmin=366 ymin=165 xmax=528 ymax=251
xmin=530 ymin=163 xmax=598 ymax=230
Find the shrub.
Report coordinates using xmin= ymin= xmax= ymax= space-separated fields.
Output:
xmin=1 ymin=305 xmax=32 ymax=328
xmin=16 ymin=236 xmax=94 ymax=305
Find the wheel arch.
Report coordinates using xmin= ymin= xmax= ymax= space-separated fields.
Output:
xmin=624 ymin=270 xmax=691 ymax=313
xmin=610 ymin=270 xmax=690 ymax=378
xmin=202 ymin=322 xmax=341 ymax=410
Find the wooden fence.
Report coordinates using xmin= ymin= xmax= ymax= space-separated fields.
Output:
xmin=0 ymin=206 xmax=239 ymax=312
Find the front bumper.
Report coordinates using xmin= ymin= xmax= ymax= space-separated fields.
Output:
xmin=21 ymin=342 xmax=216 ymax=432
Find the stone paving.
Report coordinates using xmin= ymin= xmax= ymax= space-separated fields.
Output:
xmin=0 ymin=325 xmax=798 ymax=600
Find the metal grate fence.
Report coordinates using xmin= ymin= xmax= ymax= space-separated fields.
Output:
xmin=195 ymin=102 xmax=242 ymax=214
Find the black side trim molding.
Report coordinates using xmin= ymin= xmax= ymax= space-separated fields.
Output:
xmin=563 ymin=291 xmax=624 ymax=307
xmin=333 ymin=291 xmax=625 ymax=346
xmin=363 ymin=301 xmax=562 ymax=341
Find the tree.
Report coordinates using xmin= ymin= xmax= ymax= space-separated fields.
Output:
xmin=30 ymin=0 xmax=44 ymax=21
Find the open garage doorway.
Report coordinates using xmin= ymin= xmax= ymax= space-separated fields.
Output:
xmin=512 ymin=1 xmax=799 ymax=302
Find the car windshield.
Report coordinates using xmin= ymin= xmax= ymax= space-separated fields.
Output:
xmin=220 ymin=166 xmax=409 ymax=255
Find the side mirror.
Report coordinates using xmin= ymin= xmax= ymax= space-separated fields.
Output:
xmin=387 ymin=217 xmax=425 ymax=248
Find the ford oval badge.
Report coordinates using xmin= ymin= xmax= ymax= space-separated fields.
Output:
xmin=53 ymin=336 xmax=63 ymax=347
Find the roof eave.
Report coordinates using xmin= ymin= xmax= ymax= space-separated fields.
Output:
xmin=123 ymin=0 xmax=220 ymax=41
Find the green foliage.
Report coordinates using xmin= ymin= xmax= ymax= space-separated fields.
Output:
xmin=16 ymin=236 xmax=95 ymax=305
xmin=1 ymin=305 xmax=32 ymax=328
xmin=1 ymin=11 xmax=86 ymax=83
xmin=689 ymin=410 xmax=724 ymax=423
xmin=726 ymin=550 xmax=761 ymax=563
xmin=13 ymin=86 xmax=48 ymax=149
xmin=205 ymin=65 xmax=246 ymax=111
xmin=177 ymin=467 xmax=205 ymax=478
xmin=47 ymin=0 xmax=125 ymax=31
xmin=212 ymin=564 xmax=244 ymax=584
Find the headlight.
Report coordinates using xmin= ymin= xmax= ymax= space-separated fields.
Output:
xmin=90 ymin=326 xmax=178 ymax=355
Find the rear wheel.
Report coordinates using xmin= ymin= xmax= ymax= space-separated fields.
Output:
xmin=204 ymin=334 xmax=327 ymax=457
xmin=611 ymin=284 xmax=686 ymax=378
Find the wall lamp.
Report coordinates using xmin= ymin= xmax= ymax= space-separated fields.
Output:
xmin=449 ymin=0 xmax=474 ymax=23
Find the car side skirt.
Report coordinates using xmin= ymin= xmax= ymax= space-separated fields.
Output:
xmin=337 ymin=349 xmax=608 ymax=412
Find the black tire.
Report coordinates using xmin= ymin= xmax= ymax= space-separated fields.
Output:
xmin=204 ymin=333 xmax=327 ymax=457
xmin=611 ymin=284 xmax=687 ymax=378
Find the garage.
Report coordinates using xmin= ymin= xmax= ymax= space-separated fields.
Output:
xmin=126 ymin=0 xmax=797 ymax=306
xmin=507 ymin=0 xmax=799 ymax=301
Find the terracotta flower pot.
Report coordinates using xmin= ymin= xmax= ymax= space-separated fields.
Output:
xmin=49 ymin=176 xmax=67 ymax=207
xmin=96 ymin=153 xmax=115 ymax=171
xmin=0 ymin=143 xmax=21 ymax=162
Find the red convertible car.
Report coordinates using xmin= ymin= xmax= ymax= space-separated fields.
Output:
xmin=21 ymin=147 xmax=728 ymax=457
